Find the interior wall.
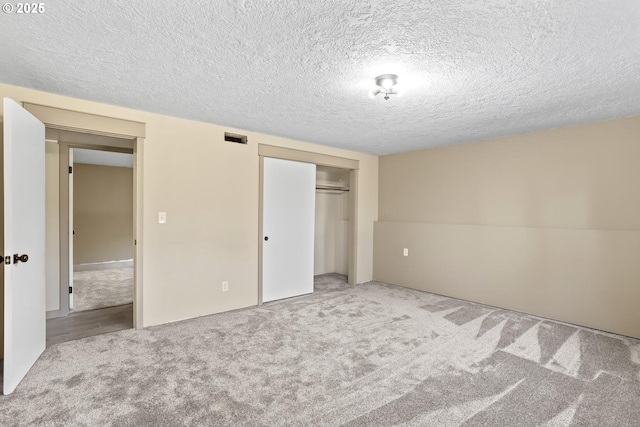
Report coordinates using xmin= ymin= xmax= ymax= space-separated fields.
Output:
xmin=45 ymin=141 xmax=60 ymax=312
xmin=314 ymin=168 xmax=350 ymax=276
xmin=314 ymin=193 xmax=349 ymax=275
xmin=0 ymin=83 xmax=378 ymax=327
xmin=73 ymin=163 xmax=133 ymax=264
xmin=375 ymin=116 xmax=640 ymax=339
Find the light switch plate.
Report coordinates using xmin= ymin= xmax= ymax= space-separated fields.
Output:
xmin=158 ymin=212 xmax=167 ymax=224
xmin=403 ymin=248 xmax=409 ymax=257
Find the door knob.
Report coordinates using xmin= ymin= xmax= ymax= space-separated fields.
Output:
xmin=13 ymin=254 xmax=28 ymax=264
xmin=264 ymin=236 xmax=269 ymax=241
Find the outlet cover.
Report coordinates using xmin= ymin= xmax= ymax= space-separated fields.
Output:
xmin=403 ymin=248 xmax=409 ymax=257
xmin=222 ymin=281 xmax=229 ymax=292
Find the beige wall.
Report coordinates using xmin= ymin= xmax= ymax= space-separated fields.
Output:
xmin=73 ymin=163 xmax=133 ymax=265
xmin=314 ymin=192 xmax=349 ymax=275
xmin=375 ymin=116 xmax=640 ymax=339
xmin=0 ymin=83 xmax=378 ymax=327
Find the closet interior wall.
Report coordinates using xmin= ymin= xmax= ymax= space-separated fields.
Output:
xmin=314 ymin=166 xmax=350 ymax=277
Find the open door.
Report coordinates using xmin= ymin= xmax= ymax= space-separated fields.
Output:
xmin=262 ymin=157 xmax=316 ymax=302
xmin=3 ymin=98 xmax=46 ymax=394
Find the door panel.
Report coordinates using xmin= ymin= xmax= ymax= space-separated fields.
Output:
xmin=262 ymin=157 xmax=316 ymax=302
xmin=3 ymin=98 xmax=46 ymax=394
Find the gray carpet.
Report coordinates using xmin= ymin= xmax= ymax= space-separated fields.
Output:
xmin=72 ymin=262 xmax=134 ymax=312
xmin=1 ymin=273 xmax=640 ymax=426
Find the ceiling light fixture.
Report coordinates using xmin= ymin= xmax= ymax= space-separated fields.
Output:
xmin=371 ymin=74 xmax=399 ymax=100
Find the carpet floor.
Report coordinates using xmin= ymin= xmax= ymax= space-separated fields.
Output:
xmin=72 ymin=262 xmax=134 ymax=312
xmin=1 ymin=274 xmax=639 ymax=426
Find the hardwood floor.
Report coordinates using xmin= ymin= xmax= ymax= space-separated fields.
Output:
xmin=46 ymin=304 xmax=133 ymax=346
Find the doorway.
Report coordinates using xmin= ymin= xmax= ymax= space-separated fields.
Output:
xmin=2 ymin=100 xmax=145 ymax=393
xmin=70 ymin=148 xmax=134 ymax=314
xmin=44 ymin=130 xmax=137 ymax=345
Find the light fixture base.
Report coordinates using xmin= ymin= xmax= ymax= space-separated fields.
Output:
xmin=374 ymin=74 xmax=398 ymax=88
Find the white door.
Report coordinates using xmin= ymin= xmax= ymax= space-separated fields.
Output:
xmin=3 ymin=98 xmax=46 ymax=395
xmin=262 ymin=157 xmax=316 ymax=302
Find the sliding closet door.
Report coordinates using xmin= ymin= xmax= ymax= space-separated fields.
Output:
xmin=262 ymin=157 xmax=316 ymax=302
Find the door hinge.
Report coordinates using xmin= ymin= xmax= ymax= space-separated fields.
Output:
xmin=69 ymin=166 xmax=73 ymax=173
xmin=69 ymin=286 xmax=73 ymax=294
xmin=134 ymin=239 xmax=137 ymax=246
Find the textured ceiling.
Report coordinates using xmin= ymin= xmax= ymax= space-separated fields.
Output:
xmin=1 ymin=1 xmax=639 ymax=155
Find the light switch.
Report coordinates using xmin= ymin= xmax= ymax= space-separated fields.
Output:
xmin=158 ymin=212 xmax=167 ymax=224
xmin=403 ymin=248 xmax=409 ymax=257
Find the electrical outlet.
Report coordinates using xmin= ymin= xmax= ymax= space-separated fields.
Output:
xmin=403 ymin=248 xmax=409 ymax=257
xmin=222 ymin=281 xmax=229 ymax=292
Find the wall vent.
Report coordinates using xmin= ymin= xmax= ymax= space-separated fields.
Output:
xmin=224 ymin=132 xmax=248 ymax=145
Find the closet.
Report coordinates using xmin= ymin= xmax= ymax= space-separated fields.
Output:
xmin=314 ymin=166 xmax=350 ymax=277
xmin=261 ymin=159 xmax=352 ymax=304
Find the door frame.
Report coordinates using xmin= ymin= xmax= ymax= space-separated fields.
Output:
xmin=23 ymin=103 xmax=145 ymax=329
xmin=257 ymin=144 xmax=359 ymax=304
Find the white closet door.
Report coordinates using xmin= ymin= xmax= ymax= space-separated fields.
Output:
xmin=263 ymin=157 xmax=316 ymax=302
xmin=3 ymin=98 xmax=46 ymax=394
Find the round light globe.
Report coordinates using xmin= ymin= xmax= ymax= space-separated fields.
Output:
xmin=374 ymin=74 xmax=399 ymax=91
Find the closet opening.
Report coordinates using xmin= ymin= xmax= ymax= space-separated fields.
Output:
xmin=314 ymin=166 xmax=350 ymax=291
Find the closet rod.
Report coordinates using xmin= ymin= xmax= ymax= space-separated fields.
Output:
xmin=315 ymin=185 xmax=350 ymax=192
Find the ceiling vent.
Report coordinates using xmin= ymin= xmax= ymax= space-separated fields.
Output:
xmin=224 ymin=132 xmax=248 ymax=145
